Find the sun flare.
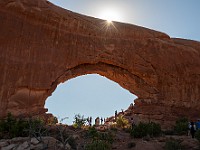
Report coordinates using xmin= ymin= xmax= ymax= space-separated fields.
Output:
xmin=98 ymin=8 xmax=122 ymax=23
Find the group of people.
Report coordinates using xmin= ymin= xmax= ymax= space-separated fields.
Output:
xmin=86 ymin=116 xmax=106 ymax=126
xmin=189 ymin=120 xmax=200 ymax=138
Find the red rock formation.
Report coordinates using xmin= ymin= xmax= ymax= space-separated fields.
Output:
xmin=0 ymin=0 xmax=200 ymax=128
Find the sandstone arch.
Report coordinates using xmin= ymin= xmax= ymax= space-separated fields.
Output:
xmin=0 ymin=0 xmax=200 ymax=128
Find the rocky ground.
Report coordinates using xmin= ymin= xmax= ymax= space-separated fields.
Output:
xmin=0 ymin=126 xmax=199 ymax=150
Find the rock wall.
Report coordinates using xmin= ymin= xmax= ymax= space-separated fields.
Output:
xmin=0 ymin=0 xmax=200 ymax=128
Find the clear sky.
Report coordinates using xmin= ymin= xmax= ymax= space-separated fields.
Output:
xmin=45 ymin=0 xmax=200 ymax=124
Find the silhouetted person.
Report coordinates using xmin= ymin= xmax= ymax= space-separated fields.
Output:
xmin=89 ymin=116 xmax=92 ymax=126
xmin=121 ymin=109 xmax=124 ymax=115
xmin=196 ymin=119 xmax=200 ymax=130
xmin=130 ymin=103 xmax=134 ymax=110
xmin=115 ymin=110 xmax=117 ymax=120
xmin=95 ymin=117 xmax=100 ymax=126
xmin=190 ymin=121 xmax=196 ymax=138
xmin=87 ymin=117 xmax=89 ymax=125
xmin=101 ymin=117 xmax=103 ymax=125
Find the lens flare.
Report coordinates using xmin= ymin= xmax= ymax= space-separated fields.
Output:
xmin=98 ymin=8 xmax=122 ymax=22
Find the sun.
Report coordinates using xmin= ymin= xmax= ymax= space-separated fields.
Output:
xmin=98 ymin=8 xmax=122 ymax=23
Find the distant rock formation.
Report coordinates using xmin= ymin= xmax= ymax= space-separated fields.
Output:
xmin=0 ymin=0 xmax=200 ymax=129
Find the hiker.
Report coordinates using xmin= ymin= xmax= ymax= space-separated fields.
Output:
xmin=89 ymin=116 xmax=92 ymax=126
xmin=115 ymin=110 xmax=117 ymax=120
xmin=100 ymin=117 xmax=103 ymax=125
xmin=95 ymin=117 xmax=100 ymax=126
xmin=188 ymin=121 xmax=191 ymax=136
xmin=195 ymin=119 xmax=200 ymax=130
xmin=189 ymin=121 xmax=196 ymax=138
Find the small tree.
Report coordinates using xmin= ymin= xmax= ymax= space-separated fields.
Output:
xmin=73 ymin=114 xmax=87 ymax=128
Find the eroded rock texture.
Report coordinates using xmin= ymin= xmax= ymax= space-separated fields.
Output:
xmin=0 ymin=0 xmax=200 ymax=128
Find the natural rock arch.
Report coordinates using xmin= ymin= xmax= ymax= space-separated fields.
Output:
xmin=0 ymin=0 xmax=200 ymax=128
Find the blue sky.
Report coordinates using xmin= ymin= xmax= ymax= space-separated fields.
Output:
xmin=45 ymin=0 xmax=200 ymax=124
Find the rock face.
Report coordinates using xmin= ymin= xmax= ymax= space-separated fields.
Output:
xmin=0 ymin=0 xmax=200 ymax=128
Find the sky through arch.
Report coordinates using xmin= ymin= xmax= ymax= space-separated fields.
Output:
xmin=45 ymin=74 xmax=137 ymax=125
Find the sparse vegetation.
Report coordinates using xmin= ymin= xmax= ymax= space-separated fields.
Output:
xmin=174 ymin=117 xmax=188 ymax=135
xmin=86 ymin=127 xmax=114 ymax=144
xmin=130 ymin=122 xmax=161 ymax=138
xmin=84 ymin=126 xmax=114 ymax=149
xmin=73 ymin=114 xmax=87 ymax=128
xmin=85 ymin=140 xmax=111 ymax=150
xmin=55 ymin=125 xmax=77 ymax=149
xmin=1 ymin=113 xmax=198 ymax=149
xmin=0 ymin=113 xmax=29 ymax=138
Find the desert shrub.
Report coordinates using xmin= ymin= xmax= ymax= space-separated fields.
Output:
xmin=84 ymin=140 xmax=111 ymax=150
xmin=130 ymin=122 xmax=148 ymax=138
xmin=174 ymin=117 xmax=188 ymax=135
xmin=164 ymin=138 xmax=183 ymax=150
xmin=0 ymin=113 xmax=30 ymax=138
xmin=97 ymin=131 xmax=114 ymax=144
xmin=86 ymin=127 xmax=114 ymax=144
xmin=27 ymin=117 xmax=47 ymax=136
xmin=195 ymin=130 xmax=200 ymax=142
xmin=116 ymin=115 xmax=129 ymax=129
xmin=86 ymin=126 xmax=98 ymax=139
xmin=147 ymin=122 xmax=162 ymax=137
xmin=73 ymin=114 xmax=87 ymax=128
xmin=127 ymin=141 xmax=136 ymax=148
xmin=130 ymin=122 xmax=161 ymax=138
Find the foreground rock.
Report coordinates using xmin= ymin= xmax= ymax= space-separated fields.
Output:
xmin=0 ymin=0 xmax=200 ymax=129
xmin=0 ymin=135 xmax=199 ymax=150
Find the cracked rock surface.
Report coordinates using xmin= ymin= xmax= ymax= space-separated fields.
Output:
xmin=0 ymin=0 xmax=200 ymax=128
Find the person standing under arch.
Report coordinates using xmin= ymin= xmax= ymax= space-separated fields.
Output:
xmin=190 ymin=121 xmax=196 ymax=138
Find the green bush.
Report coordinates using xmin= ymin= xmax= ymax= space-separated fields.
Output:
xmin=164 ymin=138 xmax=183 ymax=150
xmin=0 ymin=113 xmax=46 ymax=139
xmin=174 ymin=118 xmax=188 ymax=135
xmin=86 ymin=127 xmax=99 ymax=139
xmin=97 ymin=131 xmax=114 ymax=144
xmin=130 ymin=122 xmax=161 ymax=138
xmin=85 ymin=140 xmax=111 ymax=150
xmin=86 ymin=127 xmax=114 ymax=144
xmin=0 ymin=113 xmax=30 ymax=138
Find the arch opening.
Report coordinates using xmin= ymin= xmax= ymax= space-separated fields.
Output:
xmin=45 ymin=74 xmax=137 ymax=125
